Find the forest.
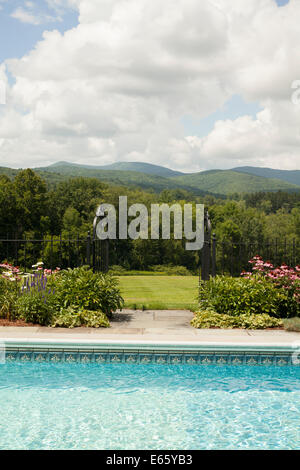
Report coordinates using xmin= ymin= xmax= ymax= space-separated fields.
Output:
xmin=0 ymin=169 xmax=299 ymax=274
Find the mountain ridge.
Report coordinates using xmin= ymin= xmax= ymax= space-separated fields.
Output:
xmin=232 ymin=166 xmax=300 ymax=186
xmin=48 ymin=160 xmax=183 ymax=177
xmin=170 ymin=169 xmax=300 ymax=195
xmin=1 ymin=161 xmax=300 ymax=196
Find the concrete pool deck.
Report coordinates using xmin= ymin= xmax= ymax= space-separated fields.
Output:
xmin=0 ymin=309 xmax=299 ymax=346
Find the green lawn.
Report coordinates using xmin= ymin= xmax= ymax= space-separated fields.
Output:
xmin=118 ymin=275 xmax=198 ymax=310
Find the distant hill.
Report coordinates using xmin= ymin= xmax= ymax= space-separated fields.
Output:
xmin=1 ymin=161 xmax=299 ymax=195
xmin=232 ymin=166 xmax=300 ymax=186
xmin=34 ymin=163 xmax=211 ymax=195
xmin=170 ymin=169 xmax=300 ymax=194
xmin=0 ymin=166 xmax=67 ymax=186
xmin=48 ymin=161 xmax=183 ymax=177
xmin=0 ymin=167 xmax=19 ymax=179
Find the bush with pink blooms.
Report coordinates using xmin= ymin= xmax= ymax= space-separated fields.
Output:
xmin=241 ymin=256 xmax=300 ymax=318
xmin=194 ymin=257 xmax=300 ymax=329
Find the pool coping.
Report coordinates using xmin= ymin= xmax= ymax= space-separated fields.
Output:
xmin=1 ymin=338 xmax=299 ymax=366
xmin=1 ymin=337 xmax=299 ymax=353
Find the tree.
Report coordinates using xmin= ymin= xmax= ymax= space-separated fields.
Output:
xmin=13 ymin=169 xmax=47 ymax=235
xmin=0 ymin=175 xmax=17 ymax=236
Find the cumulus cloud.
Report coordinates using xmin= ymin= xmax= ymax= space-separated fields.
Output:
xmin=1 ymin=0 xmax=300 ymax=170
xmin=10 ymin=0 xmax=77 ymax=26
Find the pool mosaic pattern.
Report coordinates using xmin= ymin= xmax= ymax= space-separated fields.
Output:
xmin=3 ymin=348 xmax=298 ymax=366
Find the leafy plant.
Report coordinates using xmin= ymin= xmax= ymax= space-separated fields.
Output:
xmin=0 ymin=261 xmax=60 ymax=321
xmin=51 ymin=306 xmax=110 ymax=328
xmin=191 ymin=309 xmax=283 ymax=329
xmin=48 ymin=266 xmax=124 ymax=316
xmin=241 ymin=256 xmax=300 ymax=317
xmin=283 ymin=317 xmax=300 ymax=332
xmin=16 ymin=289 xmax=57 ymax=325
xmin=198 ymin=275 xmax=286 ymax=317
xmin=109 ymin=265 xmax=127 ymax=275
xmin=150 ymin=264 xmax=191 ymax=276
xmin=0 ymin=277 xmax=18 ymax=320
xmin=0 ymin=262 xmax=122 ymax=325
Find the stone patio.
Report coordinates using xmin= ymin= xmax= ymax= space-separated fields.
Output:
xmin=0 ymin=309 xmax=299 ymax=345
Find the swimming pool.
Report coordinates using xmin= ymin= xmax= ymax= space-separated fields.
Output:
xmin=0 ymin=341 xmax=299 ymax=450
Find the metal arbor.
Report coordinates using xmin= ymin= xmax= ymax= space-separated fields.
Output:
xmin=91 ymin=205 xmax=213 ymax=276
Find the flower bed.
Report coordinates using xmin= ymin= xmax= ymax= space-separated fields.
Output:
xmin=0 ymin=262 xmax=124 ymax=328
xmin=192 ymin=257 xmax=300 ymax=329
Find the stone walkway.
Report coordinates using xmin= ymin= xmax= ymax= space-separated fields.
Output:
xmin=0 ymin=309 xmax=299 ymax=345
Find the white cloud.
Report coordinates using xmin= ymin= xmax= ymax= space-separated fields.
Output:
xmin=10 ymin=4 xmax=61 ymax=25
xmin=11 ymin=7 xmax=41 ymax=25
xmin=10 ymin=1 xmax=76 ymax=26
xmin=1 ymin=0 xmax=300 ymax=171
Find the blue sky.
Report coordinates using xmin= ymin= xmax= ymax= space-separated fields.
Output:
xmin=181 ymin=95 xmax=263 ymax=138
xmin=181 ymin=0 xmax=289 ymax=136
xmin=0 ymin=0 xmax=289 ymax=64
xmin=0 ymin=0 xmax=298 ymax=171
xmin=0 ymin=0 xmax=290 ymax=138
xmin=0 ymin=1 xmax=78 ymax=63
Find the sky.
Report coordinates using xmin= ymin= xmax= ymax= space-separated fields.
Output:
xmin=0 ymin=0 xmax=299 ymax=172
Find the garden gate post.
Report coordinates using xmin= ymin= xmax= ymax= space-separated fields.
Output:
xmin=92 ymin=205 xmax=110 ymax=273
xmin=201 ymin=211 xmax=212 ymax=281
xmin=86 ymin=231 xmax=91 ymax=268
xmin=211 ymin=233 xmax=216 ymax=277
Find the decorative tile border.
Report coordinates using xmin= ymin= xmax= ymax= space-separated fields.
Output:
xmin=3 ymin=349 xmax=298 ymax=366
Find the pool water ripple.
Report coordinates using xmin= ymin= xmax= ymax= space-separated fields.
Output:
xmin=0 ymin=363 xmax=299 ymax=449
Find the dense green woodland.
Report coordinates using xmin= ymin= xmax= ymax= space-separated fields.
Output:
xmin=0 ymin=169 xmax=299 ymax=272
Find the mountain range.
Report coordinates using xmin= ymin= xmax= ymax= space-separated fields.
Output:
xmin=0 ymin=160 xmax=299 ymax=196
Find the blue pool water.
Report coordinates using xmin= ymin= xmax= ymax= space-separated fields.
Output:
xmin=0 ymin=362 xmax=299 ymax=450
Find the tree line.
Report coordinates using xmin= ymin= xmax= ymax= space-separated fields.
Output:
xmin=0 ymin=169 xmax=299 ymax=272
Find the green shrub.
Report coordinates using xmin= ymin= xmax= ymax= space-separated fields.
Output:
xmin=283 ymin=317 xmax=300 ymax=332
xmin=9 ymin=267 xmax=123 ymax=326
xmin=191 ymin=309 xmax=283 ymax=329
xmin=242 ymin=257 xmax=300 ymax=318
xmin=48 ymin=266 xmax=124 ymax=316
xmin=275 ymin=286 xmax=300 ymax=319
xmin=199 ymin=275 xmax=287 ymax=318
xmin=150 ymin=265 xmax=191 ymax=276
xmin=51 ymin=307 xmax=110 ymax=328
xmin=0 ymin=278 xmax=19 ymax=320
xmin=16 ymin=289 xmax=57 ymax=325
xmin=117 ymin=270 xmax=169 ymax=276
xmin=109 ymin=265 xmax=127 ymax=275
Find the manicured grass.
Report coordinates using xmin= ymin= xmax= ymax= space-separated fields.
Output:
xmin=118 ymin=275 xmax=198 ymax=310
